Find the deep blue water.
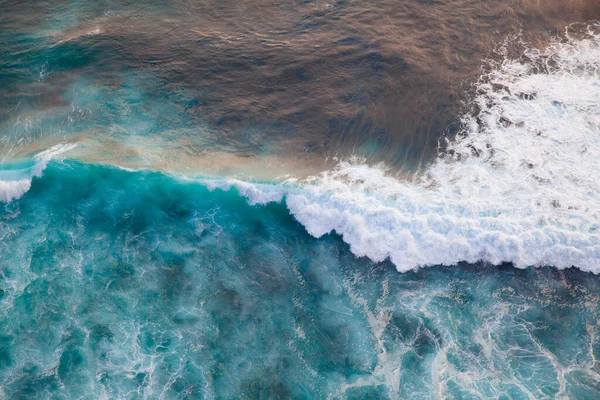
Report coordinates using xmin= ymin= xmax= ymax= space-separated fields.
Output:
xmin=0 ymin=161 xmax=599 ymax=399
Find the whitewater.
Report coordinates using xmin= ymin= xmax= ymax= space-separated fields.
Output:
xmin=0 ymin=143 xmax=77 ymax=203
xmin=3 ymin=25 xmax=600 ymax=272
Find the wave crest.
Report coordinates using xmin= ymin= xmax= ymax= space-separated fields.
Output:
xmin=0 ymin=143 xmax=77 ymax=203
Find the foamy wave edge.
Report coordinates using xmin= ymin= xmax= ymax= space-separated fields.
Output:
xmin=0 ymin=143 xmax=77 ymax=203
xmin=200 ymin=24 xmax=600 ymax=273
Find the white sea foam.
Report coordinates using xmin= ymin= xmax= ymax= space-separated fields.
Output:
xmin=201 ymin=179 xmax=286 ymax=205
xmin=206 ymin=24 xmax=600 ymax=272
xmin=0 ymin=180 xmax=32 ymax=203
xmin=0 ymin=143 xmax=77 ymax=203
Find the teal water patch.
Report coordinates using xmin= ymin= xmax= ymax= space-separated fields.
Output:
xmin=0 ymin=161 xmax=599 ymax=399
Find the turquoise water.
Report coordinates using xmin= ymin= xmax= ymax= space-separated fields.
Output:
xmin=3 ymin=1 xmax=600 ymax=398
xmin=0 ymin=161 xmax=599 ymax=399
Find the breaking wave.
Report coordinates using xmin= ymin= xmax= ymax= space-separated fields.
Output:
xmin=205 ymin=24 xmax=600 ymax=272
xmin=5 ymin=25 xmax=600 ymax=272
xmin=0 ymin=143 xmax=77 ymax=202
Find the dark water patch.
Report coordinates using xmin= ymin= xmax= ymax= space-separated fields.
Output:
xmin=3 ymin=0 xmax=599 ymax=172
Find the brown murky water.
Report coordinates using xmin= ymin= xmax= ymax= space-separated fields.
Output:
xmin=1 ymin=0 xmax=599 ymax=177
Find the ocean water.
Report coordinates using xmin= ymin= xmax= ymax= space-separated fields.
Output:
xmin=2 ymin=1 xmax=600 ymax=399
xmin=1 ymin=160 xmax=600 ymax=399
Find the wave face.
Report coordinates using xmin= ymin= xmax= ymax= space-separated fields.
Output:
xmin=208 ymin=26 xmax=600 ymax=272
xmin=1 ymin=161 xmax=600 ymax=399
